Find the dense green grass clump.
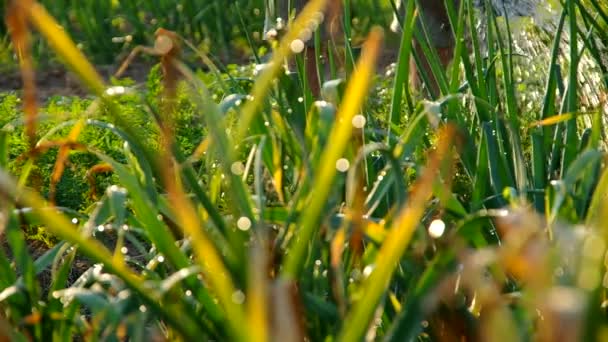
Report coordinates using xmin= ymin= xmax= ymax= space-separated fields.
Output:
xmin=1 ymin=0 xmax=608 ymax=341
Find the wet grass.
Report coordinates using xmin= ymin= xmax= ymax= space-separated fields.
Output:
xmin=1 ymin=0 xmax=608 ymax=340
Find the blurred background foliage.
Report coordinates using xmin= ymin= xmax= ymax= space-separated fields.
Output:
xmin=2 ymin=0 xmax=608 ymax=341
xmin=0 ymin=0 xmax=395 ymax=65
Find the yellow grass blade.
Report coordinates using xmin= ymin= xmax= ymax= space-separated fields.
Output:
xmin=247 ymin=244 xmax=269 ymax=342
xmin=235 ymin=0 xmax=328 ymax=144
xmin=337 ymin=126 xmax=458 ymax=342
xmin=22 ymin=1 xmax=106 ymax=95
xmin=282 ymin=27 xmax=384 ymax=279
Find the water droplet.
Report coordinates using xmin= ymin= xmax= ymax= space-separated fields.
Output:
xmin=237 ymin=217 xmax=252 ymax=231
xmin=231 ymin=162 xmax=245 ymax=176
xmin=232 ymin=290 xmax=246 ymax=304
xmin=290 ymin=39 xmax=305 ymax=54
xmin=363 ymin=265 xmax=374 ymax=277
xmin=118 ymin=290 xmax=130 ymax=299
xmin=352 ymin=115 xmax=366 ymax=128
xmin=105 ymin=86 xmax=126 ymax=96
xmin=428 ymin=219 xmax=446 ymax=238
xmin=336 ymin=158 xmax=350 ymax=172
xmin=71 ymin=218 xmax=78 ymax=224
xmin=97 ymin=225 xmax=105 ymax=232
xmin=157 ymin=255 xmax=165 ymax=263
xmin=299 ymin=29 xmax=312 ymax=42
xmin=121 ymin=247 xmax=128 ymax=254
xmin=139 ymin=305 xmax=147 ymax=313
xmin=266 ymin=29 xmax=278 ymax=40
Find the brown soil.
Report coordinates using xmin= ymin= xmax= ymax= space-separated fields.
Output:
xmin=0 ymin=62 xmax=152 ymax=103
xmin=1 ymin=227 xmax=149 ymax=296
xmin=0 ymin=44 xmax=399 ymax=104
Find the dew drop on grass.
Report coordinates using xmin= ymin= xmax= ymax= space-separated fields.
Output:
xmin=105 ymin=86 xmax=126 ymax=96
xmin=352 ymin=115 xmax=366 ymax=128
xmin=428 ymin=219 xmax=446 ymax=239
xmin=71 ymin=218 xmax=78 ymax=224
xmin=231 ymin=161 xmax=245 ymax=176
xmin=290 ymin=39 xmax=305 ymax=54
xmin=336 ymin=158 xmax=350 ymax=172
xmin=97 ymin=225 xmax=105 ymax=232
xmin=237 ymin=216 xmax=252 ymax=231
xmin=157 ymin=255 xmax=165 ymax=263
xmin=120 ymin=247 xmax=128 ymax=254
xmin=300 ymin=29 xmax=312 ymax=42
xmin=185 ymin=290 xmax=192 ymax=297
xmin=363 ymin=265 xmax=374 ymax=278
xmin=315 ymin=101 xmax=329 ymax=108
xmin=232 ymin=290 xmax=245 ymax=304
xmin=297 ymin=97 xmax=304 ymax=103
xmin=139 ymin=305 xmax=147 ymax=313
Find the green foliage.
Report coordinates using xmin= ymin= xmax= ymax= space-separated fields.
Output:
xmin=1 ymin=0 xmax=608 ymax=341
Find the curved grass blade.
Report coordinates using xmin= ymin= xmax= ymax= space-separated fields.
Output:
xmin=0 ymin=169 xmax=204 ymax=341
xmin=337 ymin=126 xmax=457 ymax=342
xmin=281 ymin=27 xmax=384 ymax=279
xmin=235 ymin=0 xmax=328 ymax=144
